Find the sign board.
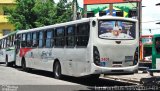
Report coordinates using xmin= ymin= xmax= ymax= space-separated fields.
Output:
xmin=84 ymin=0 xmax=141 ymax=5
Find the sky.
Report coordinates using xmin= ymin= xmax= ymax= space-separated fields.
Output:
xmin=142 ymin=0 xmax=160 ymax=35
xmin=54 ymin=0 xmax=160 ymax=35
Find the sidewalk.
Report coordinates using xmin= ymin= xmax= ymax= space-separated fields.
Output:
xmin=103 ymin=71 xmax=160 ymax=84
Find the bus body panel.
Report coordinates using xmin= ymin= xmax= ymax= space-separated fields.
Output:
xmin=0 ymin=32 xmax=17 ymax=64
xmin=0 ymin=49 xmax=6 ymax=62
xmin=90 ymin=17 xmax=139 ymax=74
xmin=6 ymin=47 xmax=16 ymax=63
xmin=96 ymin=42 xmax=137 ymax=67
xmin=16 ymin=47 xmax=91 ymax=76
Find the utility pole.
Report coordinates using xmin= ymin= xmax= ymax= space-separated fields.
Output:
xmin=149 ymin=29 xmax=152 ymax=34
xmin=109 ymin=4 xmax=113 ymax=15
xmin=73 ymin=0 xmax=77 ymax=20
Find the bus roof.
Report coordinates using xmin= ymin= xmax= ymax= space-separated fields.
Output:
xmin=97 ymin=16 xmax=138 ymax=22
xmin=17 ymin=16 xmax=138 ymax=34
xmin=7 ymin=30 xmax=18 ymax=36
xmin=17 ymin=18 xmax=90 ymax=34
xmin=0 ymin=30 xmax=18 ymax=40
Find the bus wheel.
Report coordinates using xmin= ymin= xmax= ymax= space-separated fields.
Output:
xmin=5 ymin=55 xmax=9 ymax=67
xmin=53 ymin=61 xmax=62 ymax=79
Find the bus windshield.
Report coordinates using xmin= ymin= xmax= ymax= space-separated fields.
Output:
xmin=98 ymin=20 xmax=136 ymax=40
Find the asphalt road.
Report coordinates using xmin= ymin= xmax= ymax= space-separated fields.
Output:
xmin=1 ymin=63 xmax=156 ymax=91
xmin=0 ymin=64 xmax=80 ymax=85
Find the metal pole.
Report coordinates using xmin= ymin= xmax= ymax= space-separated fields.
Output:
xmin=109 ymin=4 xmax=113 ymax=15
xmin=73 ymin=0 xmax=77 ymax=20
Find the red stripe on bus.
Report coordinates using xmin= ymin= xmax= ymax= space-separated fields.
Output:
xmin=19 ymin=48 xmax=32 ymax=57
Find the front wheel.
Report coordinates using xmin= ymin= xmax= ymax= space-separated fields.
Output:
xmin=53 ymin=61 xmax=62 ymax=79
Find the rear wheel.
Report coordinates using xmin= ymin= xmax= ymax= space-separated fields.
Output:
xmin=53 ymin=61 xmax=62 ymax=79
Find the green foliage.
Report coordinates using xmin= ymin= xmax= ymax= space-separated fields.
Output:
xmin=56 ymin=0 xmax=73 ymax=23
xmin=32 ymin=0 xmax=57 ymax=27
xmin=5 ymin=0 xmax=36 ymax=30
xmin=5 ymin=0 xmax=73 ymax=30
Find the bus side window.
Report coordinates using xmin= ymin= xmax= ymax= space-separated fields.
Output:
xmin=76 ymin=22 xmax=90 ymax=47
xmin=155 ymin=38 xmax=160 ymax=53
xmin=39 ymin=31 xmax=44 ymax=48
xmin=12 ymin=35 xmax=15 ymax=46
xmin=16 ymin=34 xmax=21 ymax=48
xmin=10 ymin=35 xmax=12 ymax=46
xmin=55 ymin=27 xmax=65 ymax=47
xmin=6 ymin=38 xmax=8 ymax=48
xmin=51 ymin=28 xmax=54 ymax=47
xmin=21 ymin=34 xmax=26 ymax=47
xmin=27 ymin=33 xmax=32 ymax=47
xmin=2 ymin=39 xmax=4 ymax=48
xmin=66 ymin=26 xmax=75 ymax=47
xmin=32 ymin=32 xmax=38 ymax=47
xmin=8 ymin=36 xmax=11 ymax=47
xmin=7 ymin=36 xmax=10 ymax=47
xmin=0 ymin=40 xmax=1 ymax=49
xmin=9 ymin=36 xmax=12 ymax=47
xmin=4 ymin=38 xmax=6 ymax=48
xmin=1 ymin=40 xmax=2 ymax=48
xmin=46 ymin=30 xmax=53 ymax=48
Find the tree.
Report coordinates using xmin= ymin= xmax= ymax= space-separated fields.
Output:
xmin=6 ymin=0 xmax=36 ymax=30
xmin=56 ymin=0 xmax=73 ymax=23
xmin=32 ymin=0 xmax=58 ymax=27
xmin=5 ymin=0 xmax=73 ymax=30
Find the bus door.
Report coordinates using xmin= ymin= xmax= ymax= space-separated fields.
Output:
xmin=152 ymin=36 xmax=160 ymax=69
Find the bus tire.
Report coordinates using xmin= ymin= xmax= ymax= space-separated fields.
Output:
xmin=5 ymin=55 xmax=9 ymax=67
xmin=53 ymin=61 xmax=62 ymax=79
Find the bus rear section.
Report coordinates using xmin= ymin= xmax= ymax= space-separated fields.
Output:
xmin=0 ymin=33 xmax=16 ymax=66
xmin=91 ymin=18 xmax=139 ymax=75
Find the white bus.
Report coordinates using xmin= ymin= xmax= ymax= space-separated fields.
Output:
xmin=0 ymin=31 xmax=17 ymax=66
xmin=15 ymin=16 xmax=139 ymax=79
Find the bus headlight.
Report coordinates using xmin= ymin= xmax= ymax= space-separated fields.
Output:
xmin=133 ymin=47 xmax=139 ymax=65
xmin=93 ymin=46 xmax=100 ymax=66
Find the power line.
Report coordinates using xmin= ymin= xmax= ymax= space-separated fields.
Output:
xmin=143 ymin=28 xmax=160 ymax=30
xmin=141 ymin=20 xmax=160 ymax=23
